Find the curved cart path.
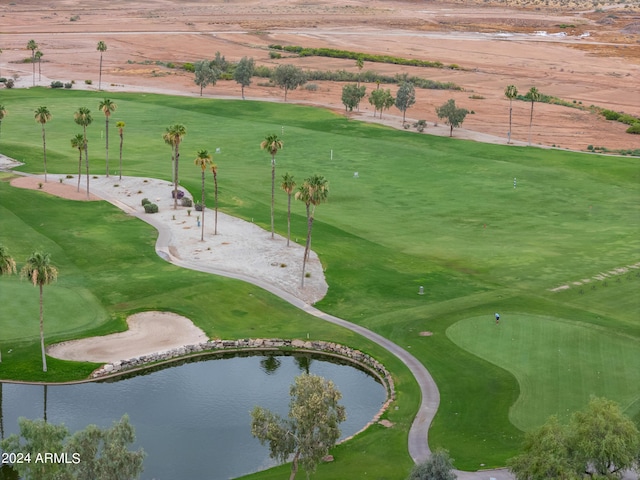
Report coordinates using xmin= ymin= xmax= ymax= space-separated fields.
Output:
xmin=91 ymin=181 xmax=519 ymax=480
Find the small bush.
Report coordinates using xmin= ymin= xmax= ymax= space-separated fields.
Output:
xmin=84 ymin=79 xmax=92 ymax=85
xmin=618 ymin=114 xmax=640 ymax=126
xmin=141 ymin=198 xmax=151 ymax=206
xmin=50 ymin=81 xmax=64 ymax=89
xmin=587 ymin=145 xmax=594 ymax=151
xmin=194 ymin=202 xmax=204 ymax=211
xmin=304 ymin=83 xmax=318 ymax=91
xmin=626 ymin=124 xmax=640 ymax=134
xmin=66 ymin=174 xmax=74 ymax=179
xmin=64 ymin=82 xmax=73 ymax=89
xmin=183 ymin=62 xmax=195 ymax=72
xmin=0 ymin=78 xmax=6 ymax=83
xmin=269 ymin=51 xmax=282 ymax=59
xmin=171 ymin=189 xmax=185 ymax=199
xmin=70 ymin=15 xmax=80 ymax=21
xmin=5 ymin=79 xmax=14 ymax=89
xmin=144 ymin=203 xmax=159 ymax=214
xmin=181 ymin=197 xmax=193 ymax=207
xmin=601 ymin=109 xmax=621 ymax=121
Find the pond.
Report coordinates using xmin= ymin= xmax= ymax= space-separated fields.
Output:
xmin=0 ymin=353 xmax=387 ymax=480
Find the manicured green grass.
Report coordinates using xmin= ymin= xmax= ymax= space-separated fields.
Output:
xmin=0 ymin=88 xmax=638 ymax=473
xmin=447 ymin=314 xmax=640 ymax=430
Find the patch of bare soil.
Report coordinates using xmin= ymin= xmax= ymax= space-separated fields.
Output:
xmin=0 ymin=0 xmax=638 ymax=152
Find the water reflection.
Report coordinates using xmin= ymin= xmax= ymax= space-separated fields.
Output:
xmin=1 ymin=353 xmax=386 ymax=480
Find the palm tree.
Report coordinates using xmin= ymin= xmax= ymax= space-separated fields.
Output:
xmin=20 ymin=251 xmax=58 ymax=372
xmin=74 ymin=107 xmax=93 ymax=199
xmin=116 ymin=121 xmax=125 ymax=180
xmin=295 ymin=175 xmax=329 ymax=287
xmin=98 ymin=98 xmax=117 ymax=177
xmin=0 ymin=104 xmax=7 ymax=139
xmin=164 ymin=124 xmax=187 ymax=209
xmin=525 ymin=86 xmax=541 ymax=146
xmin=194 ymin=149 xmax=212 ymax=241
xmin=27 ymin=39 xmax=38 ymax=86
xmin=280 ymin=173 xmax=296 ymax=247
xmin=504 ymin=84 xmax=518 ymax=144
xmin=260 ymin=134 xmax=284 ymax=239
xmin=71 ymin=133 xmax=85 ymax=192
xmin=35 ymin=50 xmax=43 ymax=81
xmin=97 ymin=41 xmax=107 ymax=90
xmin=34 ymin=106 xmax=52 ymax=182
xmin=211 ymin=162 xmax=219 ymax=235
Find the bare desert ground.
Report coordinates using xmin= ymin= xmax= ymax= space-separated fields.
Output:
xmin=1 ymin=0 xmax=639 ymax=151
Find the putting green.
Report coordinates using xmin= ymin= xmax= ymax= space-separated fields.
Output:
xmin=0 ymin=280 xmax=108 ymax=342
xmin=446 ymin=314 xmax=640 ymax=431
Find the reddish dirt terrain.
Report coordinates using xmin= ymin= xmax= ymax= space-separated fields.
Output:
xmin=1 ymin=0 xmax=639 ymax=151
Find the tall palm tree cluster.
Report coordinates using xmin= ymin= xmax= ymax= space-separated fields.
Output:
xmin=0 ymin=246 xmax=57 ymax=373
xmin=504 ymin=85 xmax=542 ymax=146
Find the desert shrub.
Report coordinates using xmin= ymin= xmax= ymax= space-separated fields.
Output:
xmin=141 ymin=198 xmax=151 ymax=206
xmin=143 ymin=203 xmax=159 ymax=214
xmin=171 ymin=189 xmax=185 ymax=199
xmin=587 ymin=145 xmax=594 ymax=151
xmin=70 ymin=15 xmax=80 ymax=21
xmin=181 ymin=197 xmax=193 ymax=207
xmin=304 ymin=83 xmax=318 ymax=91
xmin=414 ymin=120 xmax=427 ymax=132
xmin=254 ymin=65 xmax=273 ymax=78
xmin=64 ymin=82 xmax=73 ymax=89
xmin=219 ymin=72 xmax=233 ymax=81
xmin=50 ymin=81 xmax=64 ymax=89
xmin=626 ymin=124 xmax=640 ymax=134
xmin=183 ymin=62 xmax=194 ymax=72
xmin=618 ymin=114 xmax=640 ymax=126
xmin=601 ymin=109 xmax=621 ymax=121
xmin=269 ymin=51 xmax=282 ymax=59
xmin=194 ymin=202 xmax=203 ymax=211
xmin=269 ymin=44 xmax=283 ymax=50
xmin=84 ymin=79 xmax=92 ymax=85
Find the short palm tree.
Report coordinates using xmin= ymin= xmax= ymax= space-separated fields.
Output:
xmin=97 ymin=41 xmax=107 ymax=90
xmin=20 ymin=251 xmax=58 ymax=373
xmin=525 ymin=86 xmax=541 ymax=146
xmin=280 ymin=173 xmax=296 ymax=247
xmin=98 ymin=98 xmax=117 ymax=177
xmin=260 ymin=134 xmax=284 ymax=239
xmin=116 ymin=121 xmax=125 ymax=180
xmin=27 ymin=39 xmax=38 ymax=86
xmin=34 ymin=106 xmax=52 ymax=182
xmin=164 ymin=124 xmax=187 ymax=209
xmin=74 ymin=107 xmax=93 ymax=198
xmin=0 ymin=104 xmax=7 ymax=139
xmin=210 ymin=162 xmax=219 ymax=235
xmin=504 ymin=84 xmax=518 ymax=144
xmin=295 ymin=174 xmax=329 ymax=287
xmin=0 ymin=244 xmax=16 ymax=278
xmin=194 ymin=149 xmax=212 ymax=241
xmin=71 ymin=133 xmax=85 ymax=192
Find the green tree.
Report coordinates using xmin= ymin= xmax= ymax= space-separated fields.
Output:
xmin=97 ymin=41 xmax=107 ymax=91
xmin=194 ymin=59 xmax=220 ymax=96
xmin=20 ymin=251 xmax=58 ymax=372
xmin=233 ymin=56 xmax=255 ymax=99
xmin=27 ymin=39 xmax=38 ymax=86
xmin=211 ymin=51 xmax=228 ymax=72
xmin=66 ymin=415 xmax=145 ymax=480
xmin=116 ymin=121 xmax=125 ymax=180
xmin=341 ymin=83 xmax=366 ymax=112
xmin=525 ymin=86 xmax=541 ymax=146
xmin=295 ymin=175 xmax=329 ymax=288
xmin=0 ymin=104 xmax=6 ymax=139
xmin=74 ymin=107 xmax=93 ymax=199
xmin=260 ymin=134 xmax=284 ymax=239
xmin=435 ymin=99 xmax=469 ymax=137
xmin=280 ymin=173 xmax=296 ymax=247
xmin=569 ymin=397 xmax=640 ymax=477
xmin=369 ymin=88 xmax=394 ymax=119
xmin=210 ymin=162 xmax=219 ymax=235
xmin=395 ymin=81 xmax=416 ymax=125
xmin=272 ymin=64 xmax=306 ymax=101
xmin=505 ymin=84 xmax=518 ymax=144
xmin=71 ymin=133 xmax=85 ymax=192
xmin=507 ymin=416 xmax=576 ymax=480
xmin=407 ymin=449 xmax=457 ymax=480
xmin=164 ymin=124 xmax=187 ymax=209
xmin=194 ymin=149 xmax=212 ymax=241
xmin=251 ymin=374 xmax=346 ymax=480
xmin=34 ymin=106 xmax=52 ymax=183
xmin=35 ymin=50 xmax=43 ymax=81
xmin=98 ymin=98 xmax=117 ymax=177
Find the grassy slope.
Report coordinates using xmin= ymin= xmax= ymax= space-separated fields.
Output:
xmin=0 ymin=88 xmax=638 ymax=472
